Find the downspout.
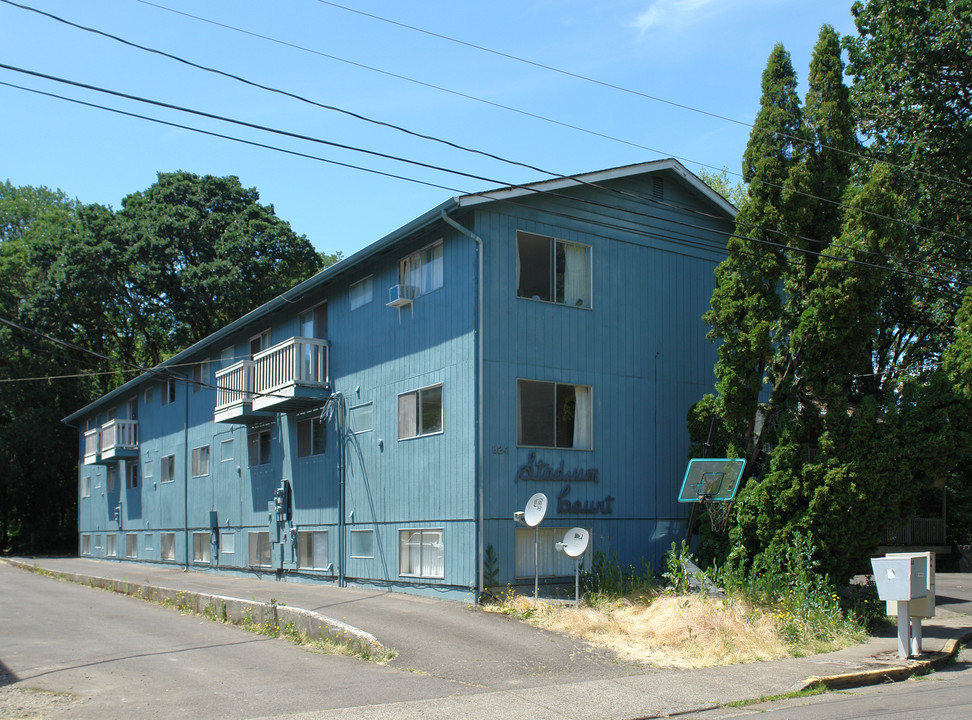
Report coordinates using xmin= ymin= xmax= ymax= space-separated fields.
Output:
xmin=440 ymin=211 xmax=485 ymax=602
xmin=183 ymin=375 xmax=190 ymax=571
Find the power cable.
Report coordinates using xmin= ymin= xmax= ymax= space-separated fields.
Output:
xmin=311 ymin=0 xmax=972 ymax=192
xmin=11 ymin=0 xmax=970 ymax=251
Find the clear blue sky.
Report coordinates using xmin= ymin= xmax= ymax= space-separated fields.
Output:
xmin=1 ymin=0 xmax=858 ymax=258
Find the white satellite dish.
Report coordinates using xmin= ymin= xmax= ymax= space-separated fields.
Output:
xmin=523 ymin=493 xmax=548 ymax=527
xmin=561 ymin=527 xmax=590 ymax=558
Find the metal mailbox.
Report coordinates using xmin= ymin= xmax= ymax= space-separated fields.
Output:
xmin=871 ymin=556 xmax=926 ymax=602
xmin=885 ymin=552 xmax=935 ymax=619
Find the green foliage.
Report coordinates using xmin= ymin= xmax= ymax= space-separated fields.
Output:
xmin=583 ymin=550 xmax=655 ymax=599
xmin=662 ymin=542 xmax=693 ymax=595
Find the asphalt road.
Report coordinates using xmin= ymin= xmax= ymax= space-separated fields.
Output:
xmin=0 ymin=564 xmax=470 ymax=719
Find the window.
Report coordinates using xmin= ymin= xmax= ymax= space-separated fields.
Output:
xmin=516 ymin=231 xmax=591 ymax=308
xmin=299 ymin=303 xmax=328 ymax=339
xmin=220 ymin=439 xmax=234 ymax=463
xmin=94 ymin=534 xmax=102 ymax=550
xmin=516 ymin=379 xmax=592 ymax=449
xmin=398 ymin=529 xmax=444 ymax=578
xmin=515 ymin=527 xmax=588 ymax=578
xmin=126 ymin=533 xmax=138 ymax=558
xmin=144 ymin=460 xmax=153 ymax=480
xmin=248 ymin=531 xmax=271 ymax=567
xmin=220 ymin=531 xmax=235 ymax=554
xmin=398 ymin=384 xmax=443 ymax=440
xmin=191 ymin=361 xmax=209 ymax=392
xmin=247 ymin=430 xmax=271 ymax=466
xmin=349 ymin=402 xmax=373 ymax=434
xmin=161 ymin=378 xmax=177 ymax=406
xmin=82 ymin=535 xmax=91 ymax=555
xmin=161 ymin=533 xmax=175 ymax=561
xmin=107 ymin=466 xmax=117 ymax=492
xmin=192 ymin=532 xmax=211 ymax=563
xmin=192 ymin=445 xmax=211 ymax=477
xmin=161 ymin=454 xmax=176 ymax=483
xmin=143 ymin=534 xmax=153 ymax=552
xmin=298 ymin=531 xmax=329 ymax=570
xmin=249 ymin=329 xmax=271 ymax=359
xmin=144 ymin=386 xmax=154 ymax=404
xmin=127 ymin=396 xmax=138 ymax=420
xmin=350 ymin=529 xmax=374 ymax=558
xmin=126 ymin=463 xmax=138 ymax=489
xmin=81 ymin=476 xmax=91 ymax=498
xmin=297 ymin=417 xmax=326 ymax=457
xmin=106 ymin=534 xmax=116 ymax=557
xmin=349 ymin=276 xmax=373 ymax=310
xmin=220 ymin=345 xmax=235 ymax=369
xmin=399 ymin=240 xmax=443 ymax=297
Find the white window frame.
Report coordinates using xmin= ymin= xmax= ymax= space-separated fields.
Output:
xmin=220 ymin=438 xmax=234 ymax=463
xmin=192 ymin=532 xmax=211 ymax=564
xmin=298 ymin=530 xmax=329 ymax=570
xmin=349 ymin=529 xmax=375 ymax=559
xmin=143 ymin=460 xmax=153 ymax=480
xmin=160 ymin=378 xmax=177 ymax=406
xmin=220 ymin=530 xmax=236 ymax=555
xmin=515 ymin=527 xmax=591 ymax=578
xmin=349 ymin=275 xmax=373 ymax=310
xmin=397 ymin=384 xmax=443 ymax=440
xmin=192 ymin=361 xmax=210 ymax=392
xmin=296 ymin=417 xmax=326 ymax=458
xmin=94 ymin=534 xmax=102 ymax=550
xmin=107 ymin=466 xmax=117 ymax=492
xmin=398 ymin=528 xmax=444 ymax=579
xmin=81 ymin=476 xmax=91 ymax=498
xmin=247 ymin=429 xmax=271 ymax=467
xmin=248 ymin=531 xmax=271 ymax=567
xmin=81 ymin=534 xmax=91 ymax=555
xmin=125 ymin=533 xmax=138 ymax=558
xmin=398 ymin=240 xmax=443 ymax=298
xmin=249 ymin=329 xmax=271 ymax=359
xmin=349 ymin=402 xmax=374 ymax=434
xmin=161 ymin=532 xmax=176 ymax=561
xmin=192 ymin=445 xmax=211 ymax=477
xmin=161 ymin=454 xmax=176 ymax=484
xmin=143 ymin=533 xmax=154 ymax=552
xmin=106 ymin=534 xmax=116 ymax=557
xmin=516 ymin=379 xmax=593 ymax=450
xmin=516 ymin=230 xmax=592 ymax=309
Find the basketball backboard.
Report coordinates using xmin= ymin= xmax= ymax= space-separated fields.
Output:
xmin=677 ymin=458 xmax=745 ymax=502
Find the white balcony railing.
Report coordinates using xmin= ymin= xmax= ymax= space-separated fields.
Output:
xmin=254 ymin=337 xmax=329 ymax=398
xmin=215 ymin=338 xmax=329 ymax=419
xmin=214 ymin=359 xmax=255 ymax=413
xmin=101 ymin=419 xmax=138 ymax=454
xmin=83 ymin=428 xmax=100 ymax=464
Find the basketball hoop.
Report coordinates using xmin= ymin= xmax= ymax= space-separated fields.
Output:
xmin=704 ymin=497 xmax=734 ymax=533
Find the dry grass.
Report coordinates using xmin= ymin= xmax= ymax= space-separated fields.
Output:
xmin=489 ymin=594 xmax=793 ymax=668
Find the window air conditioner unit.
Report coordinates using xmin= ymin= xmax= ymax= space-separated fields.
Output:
xmin=387 ymin=284 xmax=416 ymax=308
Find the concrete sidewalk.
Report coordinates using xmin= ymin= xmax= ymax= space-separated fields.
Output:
xmin=6 ymin=557 xmax=972 ymax=719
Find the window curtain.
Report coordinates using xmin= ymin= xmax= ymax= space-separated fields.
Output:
xmin=564 ymin=243 xmax=590 ymax=307
xmin=572 ymin=385 xmax=592 ymax=449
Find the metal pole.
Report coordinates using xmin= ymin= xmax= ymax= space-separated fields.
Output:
xmin=574 ymin=556 xmax=580 ymax=605
xmin=534 ymin=525 xmax=539 ymax=599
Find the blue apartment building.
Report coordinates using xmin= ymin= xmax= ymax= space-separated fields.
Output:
xmin=65 ymin=159 xmax=736 ymax=599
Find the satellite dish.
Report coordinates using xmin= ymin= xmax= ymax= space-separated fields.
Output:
xmin=561 ymin=527 xmax=590 ymax=558
xmin=523 ymin=493 xmax=548 ymax=527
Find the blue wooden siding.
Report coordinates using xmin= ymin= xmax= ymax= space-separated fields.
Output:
xmin=74 ymin=165 xmax=731 ymax=598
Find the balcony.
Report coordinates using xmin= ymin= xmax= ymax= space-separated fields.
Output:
xmin=83 ymin=428 xmax=100 ymax=465
xmin=214 ymin=337 xmax=330 ymax=422
xmin=100 ymin=419 xmax=138 ymax=461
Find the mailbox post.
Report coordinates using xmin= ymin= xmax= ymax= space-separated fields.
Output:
xmin=885 ymin=552 xmax=935 ymax=658
xmin=871 ymin=555 xmax=929 ymax=659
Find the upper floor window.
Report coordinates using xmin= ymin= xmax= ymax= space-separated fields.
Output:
xmin=248 ymin=429 xmax=271 ymax=466
xmin=516 ymin=231 xmax=591 ymax=308
xmin=299 ymin=303 xmax=328 ymax=339
xmin=107 ymin=466 xmax=117 ymax=492
xmin=161 ymin=378 xmax=177 ymax=406
xmin=127 ymin=396 xmax=138 ymax=420
xmin=192 ymin=445 xmax=211 ymax=477
xmin=297 ymin=417 xmax=326 ymax=458
xmin=161 ymin=454 xmax=176 ymax=483
xmin=349 ymin=276 xmax=373 ymax=310
xmin=516 ymin=379 xmax=592 ymax=450
xmin=192 ymin=361 xmax=210 ymax=392
xmin=398 ymin=384 xmax=443 ymax=440
xmin=399 ymin=240 xmax=443 ymax=297
xmin=127 ymin=463 xmax=139 ymax=489
xmin=250 ymin=329 xmax=271 ymax=359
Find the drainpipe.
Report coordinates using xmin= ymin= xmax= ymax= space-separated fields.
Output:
xmin=440 ymin=211 xmax=485 ymax=602
xmin=183 ymin=375 xmax=190 ymax=571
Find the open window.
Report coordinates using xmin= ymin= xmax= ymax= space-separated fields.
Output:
xmin=516 ymin=231 xmax=591 ymax=308
xmin=516 ymin=379 xmax=592 ymax=449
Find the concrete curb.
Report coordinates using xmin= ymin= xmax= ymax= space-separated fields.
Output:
xmin=800 ymin=630 xmax=972 ymax=691
xmin=5 ymin=558 xmax=386 ymax=658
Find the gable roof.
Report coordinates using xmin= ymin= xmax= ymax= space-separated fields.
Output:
xmin=63 ymin=159 xmax=734 ymax=424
